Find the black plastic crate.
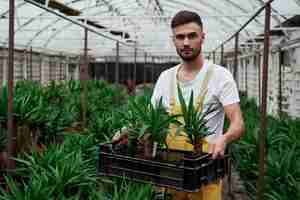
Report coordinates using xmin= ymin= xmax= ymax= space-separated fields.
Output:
xmin=97 ymin=143 xmax=229 ymax=192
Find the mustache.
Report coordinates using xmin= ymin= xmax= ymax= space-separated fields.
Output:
xmin=180 ymin=48 xmax=193 ymax=51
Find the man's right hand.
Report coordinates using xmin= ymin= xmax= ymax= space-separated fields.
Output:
xmin=112 ymin=127 xmax=129 ymax=145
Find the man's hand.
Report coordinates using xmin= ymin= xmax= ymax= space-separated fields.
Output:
xmin=208 ymin=135 xmax=227 ymax=159
xmin=112 ymin=127 xmax=129 ymax=145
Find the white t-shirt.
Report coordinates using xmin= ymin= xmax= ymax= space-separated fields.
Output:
xmin=151 ymin=60 xmax=240 ymax=143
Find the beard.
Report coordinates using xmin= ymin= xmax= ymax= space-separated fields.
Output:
xmin=177 ymin=46 xmax=201 ymax=62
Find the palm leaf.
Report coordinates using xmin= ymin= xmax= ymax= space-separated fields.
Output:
xmin=176 ymin=85 xmax=215 ymax=145
xmin=177 ymin=84 xmax=188 ymax=122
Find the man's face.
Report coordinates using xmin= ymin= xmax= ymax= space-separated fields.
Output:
xmin=172 ymin=22 xmax=205 ymax=62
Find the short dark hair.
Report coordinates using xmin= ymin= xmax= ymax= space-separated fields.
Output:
xmin=171 ymin=10 xmax=203 ymax=29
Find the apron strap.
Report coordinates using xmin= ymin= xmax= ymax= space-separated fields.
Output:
xmin=169 ymin=64 xmax=180 ymax=113
xmin=195 ymin=61 xmax=215 ymax=112
xmin=169 ymin=61 xmax=215 ymax=112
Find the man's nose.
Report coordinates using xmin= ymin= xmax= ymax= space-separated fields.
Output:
xmin=183 ymin=37 xmax=190 ymax=46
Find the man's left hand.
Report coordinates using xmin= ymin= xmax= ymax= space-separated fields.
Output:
xmin=208 ymin=135 xmax=227 ymax=159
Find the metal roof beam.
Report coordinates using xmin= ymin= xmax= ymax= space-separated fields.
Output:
xmin=24 ymin=5 xmax=104 ymax=48
xmin=163 ymin=0 xmax=251 ymax=38
xmin=42 ymin=11 xmax=111 ymax=49
xmin=294 ymin=0 xmax=300 ymax=7
xmin=196 ymin=0 xmax=255 ymax=37
xmin=153 ymin=0 xmax=164 ymax=15
xmin=0 ymin=1 xmax=26 ymax=17
xmin=223 ymin=0 xmax=262 ymax=26
xmin=23 ymin=0 xmax=131 ymax=47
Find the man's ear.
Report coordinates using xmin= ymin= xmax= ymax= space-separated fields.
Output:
xmin=201 ymin=32 xmax=206 ymax=39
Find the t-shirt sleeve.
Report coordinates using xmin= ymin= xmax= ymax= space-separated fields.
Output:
xmin=151 ymin=72 xmax=166 ymax=107
xmin=218 ymin=70 xmax=240 ymax=106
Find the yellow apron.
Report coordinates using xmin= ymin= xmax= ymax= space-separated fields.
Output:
xmin=165 ymin=62 xmax=222 ymax=200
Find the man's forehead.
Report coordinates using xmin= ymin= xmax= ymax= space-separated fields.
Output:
xmin=172 ymin=23 xmax=202 ymax=35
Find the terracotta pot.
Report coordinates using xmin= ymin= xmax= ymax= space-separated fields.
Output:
xmin=36 ymin=143 xmax=47 ymax=153
xmin=143 ymin=139 xmax=153 ymax=159
xmin=16 ymin=125 xmax=41 ymax=153
xmin=139 ymin=140 xmax=159 ymax=160
xmin=63 ymin=122 xmax=84 ymax=133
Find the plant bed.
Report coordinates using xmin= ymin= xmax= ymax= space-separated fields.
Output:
xmin=97 ymin=143 xmax=229 ymax=192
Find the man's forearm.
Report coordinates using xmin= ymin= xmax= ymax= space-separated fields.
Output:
xmin=224 ymin=120 xmax=244 ymax=144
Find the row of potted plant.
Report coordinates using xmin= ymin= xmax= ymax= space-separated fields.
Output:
xmin=230 ymin=95 xmax=300 ymax=200
xmin=0 ymin=80 xmax=141 ymax=199
xmin=0 ymin=81 xmax=217 ymax=199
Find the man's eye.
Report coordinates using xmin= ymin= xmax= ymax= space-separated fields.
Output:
xmin=176 ymin=35 xmax=185 ymax=40
xmin=188 ymin=33 xmax=198 ymax=39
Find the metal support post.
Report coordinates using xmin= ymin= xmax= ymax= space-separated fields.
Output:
xmin=257 ymin=3 xmax=271 ymax=200
xmin=80 ymin=28 xmax=88 ymax=128
xmin=144 ymin=52 xmax=147 ymax=83
xmin=234 ymin=33 xmax=239 ymax=88
xmin=115 ymin=41 xmax=119 ymax=84
xmin=7 ymin=0 xmax=16 ymax=171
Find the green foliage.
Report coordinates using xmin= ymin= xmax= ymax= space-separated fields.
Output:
xmin=86 ymin=81 xmax=128 ymax=121
xmin=100 ymin=179 xmax=154 ymax=200
xmin=0 ymin=176 xmax=55 ymax=200
xmin=0 ymin=81 xmax=155 ymax=199
xmin=0 ymin=139 xmax=97 ymax=199
xmin=125 ymin=94 xmax=179 ymax=147
xmin=9 ymin=81 xmax=79 ymax=144
xmin=231 ymin=95 xmax=300 ymax=200
xmin=0 ymin=81 xmax=8 ymax=122
xmin=177 ymin=85 xmax=215 ymax=145
xmin=13 ymin=81 xmax=45 ymax=126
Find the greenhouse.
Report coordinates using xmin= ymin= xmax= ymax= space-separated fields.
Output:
xmin=1 ymin=0 xmax=300 ymax=199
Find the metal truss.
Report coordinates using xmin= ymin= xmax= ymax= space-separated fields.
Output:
xmin=1 ymin=0 xmax=300 ymax=56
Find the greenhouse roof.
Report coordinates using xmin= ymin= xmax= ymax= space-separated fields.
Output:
xmin=1 ymin=0 xmax=300 ymax=57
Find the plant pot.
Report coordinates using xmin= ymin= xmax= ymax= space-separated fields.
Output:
xmin=194 ymin=143 xmax=203 ymax=155
xmin=143 ymin=139 xmax=153 ymax=159
xmin=16 ymin=124 xmax=40 ymax=153
xmin=63 ymin=122 xmax=84 ymax=133
xmin=138 ymin=139 xmax=158 ymax=160
xmin=35 ymin=142 xmax=47 ymax=153
xmin=125 ymin=137 xmax=136 ymax=156
xmin=158 ymin=150 xmax=185 ymax=163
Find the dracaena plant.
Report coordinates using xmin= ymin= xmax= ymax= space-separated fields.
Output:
xmin=0 ymin=80 xmax=8 ymax=122
xmin=10 ymin=142 xmax=97 ymax=199
xmin=0 ymin=81 xmax=8 ymax=152
xmin=177 ymin=85 xmax=216 ymax=146
xmin=126 ymin=95 xmax=179 ymax=148
xmin=100 ymin=179 xmax=154 ymax=200
xmin=230 ymin=96 xmax=300 ymax=200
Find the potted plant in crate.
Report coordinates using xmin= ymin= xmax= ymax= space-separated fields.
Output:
xmin=177 ymin=85 xmax=216 ymax=155
xmin=125 ymin=95 xmax=179 ymax=159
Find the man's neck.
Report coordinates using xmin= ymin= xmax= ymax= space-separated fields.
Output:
xmin=178 ymin=55 xmax=204 ymax=82
xmin=182 ymin=55 xmax=204 ymax=72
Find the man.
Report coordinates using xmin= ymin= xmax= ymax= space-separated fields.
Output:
xmin=151 ymin=10 xmax=244 ymax=200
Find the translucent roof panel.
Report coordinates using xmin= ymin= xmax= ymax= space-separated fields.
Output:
xmin=1 ymin=0 xmax=300 ymax=57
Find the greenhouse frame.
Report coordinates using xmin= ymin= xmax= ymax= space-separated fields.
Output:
xmin=1 ymin=0 xmax=300 ymax=199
